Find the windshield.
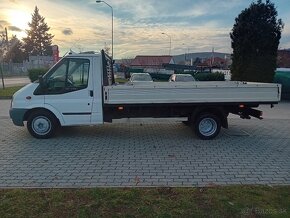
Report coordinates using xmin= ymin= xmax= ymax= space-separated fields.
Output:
xmin=176 ymin=75 xmax=195 ymax=82
xmin=131 ymin=74 xmax=153 ymax=82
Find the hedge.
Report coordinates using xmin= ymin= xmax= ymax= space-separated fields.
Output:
xmin=28 ymin=68 xmax=49 ymax=82
xmin=150 ymin=73 xmax=171 ymax=81
xmin=274 ymin=71 xmax=290 ymax=100
xmin=194 ymin=72 xmax=225 ymax=81
xmin=149 ymin=72 xmax=225 ymax=82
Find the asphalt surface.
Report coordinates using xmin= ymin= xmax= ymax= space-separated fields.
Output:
xmin=0 ymin=100 xmax=289 ymax=188
xmin=0 ymin=77 xmax=30 ymax=88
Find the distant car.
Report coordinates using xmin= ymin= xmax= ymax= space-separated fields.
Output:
xmin=129 ymin=73 xmax=153 ymax=83
xmin=169 ymin=74 xmax=196 ymax=82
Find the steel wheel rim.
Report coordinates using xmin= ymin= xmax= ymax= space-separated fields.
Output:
xmin=199 ymin=118 xmax=217 ymax=136
xmin=32 ymin=116 xmax=51 ymax=135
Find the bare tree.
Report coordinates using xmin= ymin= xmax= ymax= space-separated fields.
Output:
xmin=0 ymin=30 xmax=8 ymax=88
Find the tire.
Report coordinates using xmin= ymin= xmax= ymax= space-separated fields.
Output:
xmin=194 ymin=113 xmax=221 ymax=140
xmin=27 ymin=110 xmax=57 ymax=139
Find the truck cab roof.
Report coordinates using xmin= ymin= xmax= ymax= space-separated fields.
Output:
xmin=65 ymin=50 xmax=102 ymax=58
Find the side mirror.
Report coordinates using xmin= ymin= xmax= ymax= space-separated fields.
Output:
xmin=38 ymin=75 xmax=47 ymax=89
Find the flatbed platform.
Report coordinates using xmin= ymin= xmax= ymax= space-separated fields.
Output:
xmin=104 ymin=81 xmax=281 ymax=104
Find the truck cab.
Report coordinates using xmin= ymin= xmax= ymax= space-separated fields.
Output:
xmin=10 ymin=51 xmax=111 ymax=138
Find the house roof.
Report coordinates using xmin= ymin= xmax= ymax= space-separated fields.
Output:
xmin=131 ymin=55 xmax=173 ymax=67
xmin=173 ymin=52 xmax=230 ymax=64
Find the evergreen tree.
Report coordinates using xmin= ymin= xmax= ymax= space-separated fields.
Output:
xmin=230 ymin=0 xmax=283 ymax=82
xmin=4 ymin=36 xmax=25 ymax=63
xmin=23 ymin=6 xmax=54 ymax=58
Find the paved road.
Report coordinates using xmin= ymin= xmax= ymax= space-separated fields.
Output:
xmin=0 ymin=100 xmax=289 ymax=188
xmin=0 ymin=77 xmax=30 ymax=88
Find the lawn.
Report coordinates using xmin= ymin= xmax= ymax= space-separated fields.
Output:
xmin=115 ymin=78 xmax=128 ymax=84
xmin=0 ymin=186 xmax=289 ymax=217
xmin=0 ymin=86 xmax=23 ymax=98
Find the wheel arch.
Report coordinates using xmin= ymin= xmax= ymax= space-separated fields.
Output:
xmin=24 ymin=107 xmax=62 ymax=126
xmin=191 ymin=106 xmax=228 ymax=129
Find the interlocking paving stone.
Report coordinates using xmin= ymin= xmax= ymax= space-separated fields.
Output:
xmin=0 ymin=116 xmax=289 ymax=188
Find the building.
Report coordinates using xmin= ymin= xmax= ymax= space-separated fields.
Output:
xmin=204 ymin=57 xmax=227 ymax=69
xmin=277 ymin=50 xmax=290 ymax=68
xmin=130 ymin=55 xmax=174 ymax=73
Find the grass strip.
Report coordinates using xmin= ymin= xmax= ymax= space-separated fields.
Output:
xmin=0 ymin=185 xmax=289 ymax=217
xmin=0 ymin=86 xmax=23 ymax=98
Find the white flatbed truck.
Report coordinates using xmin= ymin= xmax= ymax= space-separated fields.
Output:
xmin=10 ymin=51 xmax=281 ymax=139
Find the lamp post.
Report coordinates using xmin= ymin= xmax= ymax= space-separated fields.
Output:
xmin=96 ymin=1 xmax=113 ymax=60
xmin=161 ymin=32 xmax=171 ymax=55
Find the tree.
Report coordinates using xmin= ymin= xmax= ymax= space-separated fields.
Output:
xmin=23 ymin=6 xmax=54 ymax=58
xmin=4 ymin=35 xmax=25 ymax=63
xmin=0 ymin=30 xmax=7 ymax=60
xmin=230 ymin=0 xmax=284 ymax=82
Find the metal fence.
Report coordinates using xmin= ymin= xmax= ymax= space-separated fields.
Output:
xmin=1 ymin=63 xmax=26 ymax=77
xmin=1 ymin=61 xmax=54 ymax=77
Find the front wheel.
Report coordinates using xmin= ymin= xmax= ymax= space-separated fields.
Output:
xmin=194 ymin=113 xmax=221 ymax=140
xmin=27 ymin=110 xmax=57 ymax=139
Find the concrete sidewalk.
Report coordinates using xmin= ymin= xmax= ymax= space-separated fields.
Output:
xmin=0 ymin=113 xmax=289 ymax=188
xmin=1 ymin=99 xmax=289 ymax=188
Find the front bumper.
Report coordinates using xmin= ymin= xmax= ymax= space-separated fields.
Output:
xmin=9 ymin=108 xmax=28 ymax=126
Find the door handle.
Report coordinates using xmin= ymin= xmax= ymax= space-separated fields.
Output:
xmin=89 ymin=90 xmax=93 ymax=97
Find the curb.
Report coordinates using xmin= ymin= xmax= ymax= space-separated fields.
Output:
xmin=0 ymin=97 xmax=12 ymax=100
xmin=0 ymin=96 xmax=12 ymax=100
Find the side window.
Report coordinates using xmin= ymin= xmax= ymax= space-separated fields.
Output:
xmin=68 ymin=59 xmax=89 ymax=90
xmin=45 ymin=58 xmax=90 ymax=94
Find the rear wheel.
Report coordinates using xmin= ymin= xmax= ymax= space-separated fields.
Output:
xmin=194 ymin=113 xmax=221 ymax=140
xmin=27 ymin=110 xmax=57 ymax=139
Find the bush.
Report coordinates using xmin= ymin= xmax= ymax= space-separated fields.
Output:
xmin=194 ymin=72 xmax=225 ymax=81
xmin=274 ymin=71 xmax=290 ymax=100
xmin=28 ymin=68 xmax=48 ymax=82
xmin=150 ymin=73 xmax=171 ymax=81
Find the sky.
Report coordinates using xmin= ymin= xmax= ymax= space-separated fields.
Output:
xmin=0 ymin=0 xmax=289 ymax=58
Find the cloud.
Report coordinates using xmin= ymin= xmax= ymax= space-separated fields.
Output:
xmin=8 ymin=25 xmax=22 ymax=32
xmin=2 ymin=0 xmax=287 ymax=57
xmin=0 ymin=20 xmax=10 ymax=30
xmin=0 ymin=20 xmax=10 ymax=26
xmin=62 ymin=28 xmax=73 ymax=35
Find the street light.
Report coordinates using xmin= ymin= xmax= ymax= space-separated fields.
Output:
xmin=96 ymin=0 xmax=114 ymax=60
xmin=161 ymin=32 xmax=171 ymax=55
xmin=182 ymin=43 xmax=186 ymax=61
xmin=182 ymin=43 xmax=191 ymax=62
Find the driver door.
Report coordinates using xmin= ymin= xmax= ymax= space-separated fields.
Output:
xmin=44 ymin=57 xmax=93 ymax=125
